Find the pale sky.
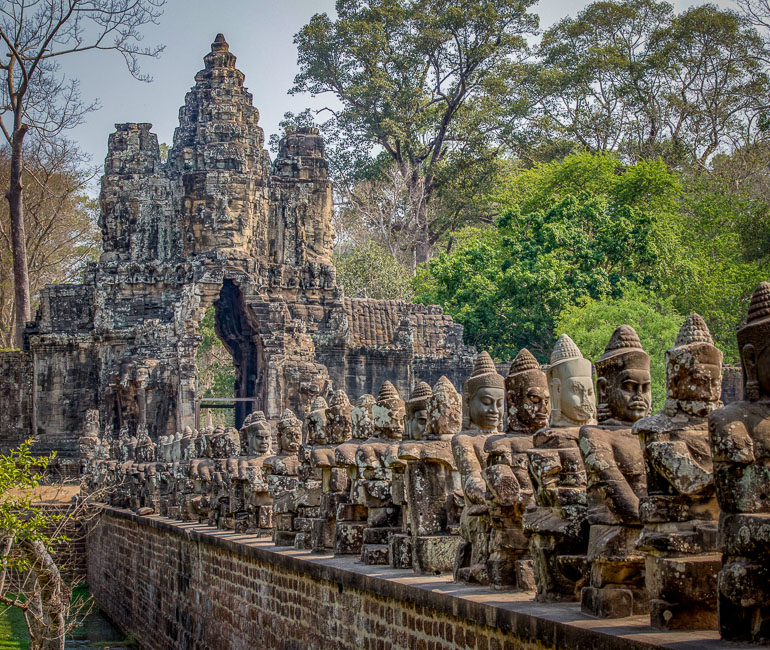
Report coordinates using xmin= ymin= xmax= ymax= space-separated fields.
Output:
xmin=61 ymin=0 xmax=737 ymax=183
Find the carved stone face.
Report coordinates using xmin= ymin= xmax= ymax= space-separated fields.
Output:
xmin=468 ymin=386 xmax=504 ymax=431
xmin=279 ymin=422 xmax=302 ymax=453
xmin=562 ymin=376 xmax=595 ymax=423
xmin=428 ymin=379 xmax=462 ymax=438
xmin=549 ymin=358 xmax=596 ymax=426
xmin=507 ymin=372 xmax=550 ymax=432
xmin=605 ymin=367 xmax=651 ymax=423
xmin=253 ymin=423 xmax=271 ymax=455
xmin=306 ymin=409 xmax=328 ymax=445
xmin=667 ymin=354 xmax=722 ymax=404
xmin=406 ymin=409 xmax=429 ymax=440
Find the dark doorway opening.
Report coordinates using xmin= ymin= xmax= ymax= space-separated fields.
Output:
xmin=211 ymin=279 xmax=262 ymax=429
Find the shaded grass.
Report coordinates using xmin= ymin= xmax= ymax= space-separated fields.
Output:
xmin=0 ymin=603 xmax=30 ymax=650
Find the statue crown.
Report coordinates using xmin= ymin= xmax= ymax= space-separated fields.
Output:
xmin=746 ymin=281 xmax=770 ymax=326
xmin=409 ymin=381 xmax=433 ymax=402
xmin=550 ymin=334 xmax=583 ymax=365
xmin=377 ymin=380 xmax=401 ymax=403
xmin=508 ymin=348 xmax=539 ymax=376
xmin=674 ymin=313 xmax=713 ymax=347
xmin=329 ymin=390 xmax=351 ymax=409
xmin=310 ymin=396 xmax=328 ymax=411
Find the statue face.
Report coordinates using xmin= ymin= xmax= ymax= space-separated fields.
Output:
xmin=307 ymin=412 xmax=327 ymax=445
xmin=253 ymin=425 xmax=271 ymax=455
xmin=468 ymin=386 xmax=505 ymax=430
xmin=280 ymin=425 xmax=301 ymax=453
xmin=406 ymin=409 xmax=429 ymax=440
xmin=508 ymin=374 xmax=550 ymax=430
xmin=607 ymin=367 xmax=652 ymax=422
xmin=669 ymin=360 xmax=721 ymax=403
xmin=561 ymin=376 xmax=596 ymax=424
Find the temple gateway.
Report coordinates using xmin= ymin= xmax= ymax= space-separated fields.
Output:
xmin=0 ymin=34 xmax=474 ymax=463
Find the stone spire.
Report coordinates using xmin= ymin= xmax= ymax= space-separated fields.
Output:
xmin=203 ymin=33 xmax=236 ymax=70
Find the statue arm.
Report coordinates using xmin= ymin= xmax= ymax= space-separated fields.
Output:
xmin=709 ymin=413 xmax=755 ymax=464
xmin=580 ymin=432 xmax=639 ymax=523
xmin=647 ymin=440 xmax=712 ymax=495
xmin=452 ymin=437 xmax=486 ymax=505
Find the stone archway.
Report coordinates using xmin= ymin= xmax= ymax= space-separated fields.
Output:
xmin=211 ymin=279 xmax=266 ymax=429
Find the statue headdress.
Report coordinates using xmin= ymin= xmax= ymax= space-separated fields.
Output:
xmin=406 ymin=381 xmax=433 ymax=415
xmin=738 ymin=282 xmax=770 ymax=401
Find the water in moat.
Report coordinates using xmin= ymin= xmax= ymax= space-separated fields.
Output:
xmin=64 ymin=608 xmax=133 ymax=648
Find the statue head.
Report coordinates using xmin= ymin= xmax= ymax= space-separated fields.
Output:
xmin=83 ymin=409 xmax=100 ymax=437
xmin=505 ymin=348 xmax=550 ymax=434
xmin=428 ymin=376 xmax=462 ymax=438
xmin=372 ymin=381 xmax=405 ymax=440
xmin=241 ymin=410 xmax=272 ymax=455
xmin=665 ymin=314 xmax=722 ymax=417
xmin=277 ymin=409 xmax=302 ymax=453
xmin=405 ymin=381 xmax=432 ymax=440
xmin=595 ymin=326 xmax=652 ymax=424
xmin=738 ymin=281 xmax=770 ymax=402
xmin=547 ymin=334 xmax=596 ymax=427
xmin=326 ymin=390 xmax=353 ymax=444
xmin=463 ymin=351 xmax=505 ymax=431
xmin=351 ymin=394 xmax=376 ymax=440
xmin=306 ymin=397 xmax=329 ymax=446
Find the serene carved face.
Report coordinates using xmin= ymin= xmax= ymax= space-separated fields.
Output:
xmin=606 ymin=367 xmax=652 ymax=423
xmin=561 ymin=376 xmax=596 ymax=424
xmin=280 ymin=424 xmax=301 ymax=453
xmin=253 ymin=424 xmax=271 ymax=455
xmin=406 ymin=408 xmax=429 ymax=440
xmin=507 ymin=373 xmax=550 ymax=431
xmin=468 ymin=386 xmax=505 ymax=431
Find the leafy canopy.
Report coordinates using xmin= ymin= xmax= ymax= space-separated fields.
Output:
xmin=555 ymin=285 xmax=685 ymax=411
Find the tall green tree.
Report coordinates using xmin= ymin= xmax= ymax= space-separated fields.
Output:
xmin=415 ymin=156 xmax=662 ymax=359
xmin=555 ymin=285 xmax=685 ymax=411
xmin=292 ymin=0 xmax=539 ymax=264
xmin=538 ymin=0 xmax=770 ymax=166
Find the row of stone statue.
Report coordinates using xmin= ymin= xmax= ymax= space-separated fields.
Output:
xmin=79 ymin=281 xmax=770 ymax=644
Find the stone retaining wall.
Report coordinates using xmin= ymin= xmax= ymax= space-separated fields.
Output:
xmin=87 ymin=508 xmax=746 ymax=650
xmin=0 ymin=350 xmax=33 ymax=451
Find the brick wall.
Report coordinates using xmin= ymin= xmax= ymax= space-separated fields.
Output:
xmin=87 ymin=509 xmax=732 ymax=650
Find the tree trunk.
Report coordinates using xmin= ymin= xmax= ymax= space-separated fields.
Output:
xmin=21 ymin=540 xmax=68 ymax=650
xmin=7 ymin=119 xmax=30 ymax=348
xmin=406 ymin=172 xmax=433 ymax=266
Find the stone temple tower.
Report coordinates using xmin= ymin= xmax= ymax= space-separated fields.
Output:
xmin=14 ymin=35 xmax=474 ymax=462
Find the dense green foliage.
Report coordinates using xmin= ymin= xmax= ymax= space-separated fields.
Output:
xmin=196 ymin=307 xmax=236 ymax=400
xmin=555 ymin=287 xmax=685 ymax=411
xmin=414 ymin=152 xmax=767 ymax=362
